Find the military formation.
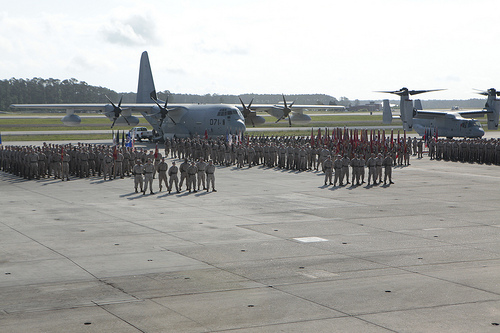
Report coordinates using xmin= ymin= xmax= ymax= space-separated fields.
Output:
xmin=426 ymin=137 xmax=500 ymax=164
xmin=0 ymin=142 xmax=218 ymax=195
xmin=5 ymin=129 xmax=499 ymax=192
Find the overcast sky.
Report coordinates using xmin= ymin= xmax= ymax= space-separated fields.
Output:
xmin=1 ymin=0 xmax=498 ymax=101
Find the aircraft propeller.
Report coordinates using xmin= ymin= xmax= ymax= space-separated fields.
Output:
xmin=239 ymin=97 xmax=256 ymax=127
xmin=274 ymin=94 xmax=295 ymax=127
xmin=376 ymin=87 xmax=446 ymax=96
xmin=105 ymin=95 xmax=129 ymax=128
xmin=473 ymin=88 xmax=500 ymax=97
xmin=151 ymin=95 xmax=176 ymax=126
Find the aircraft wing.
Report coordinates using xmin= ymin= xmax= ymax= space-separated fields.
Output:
xmin=10 ymin=103 xmax=188 ymax=129
xmin=10 ymin=103 xmax=109 ymax=112
xmin=10 ymin=103 xmax=158 ymax=112
xmin=456 ymin=109 xmax=491 ymax=118
xmin=414 ymin=109 xmax=491 ymax=119
xmin=249 ymin=104 xmax=345 ymax=118
xmin=414 ymin=110 xmax=450 ymax=119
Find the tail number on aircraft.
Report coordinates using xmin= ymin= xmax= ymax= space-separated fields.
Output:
xmin=210 ymin=119 xmax=225 ymax=126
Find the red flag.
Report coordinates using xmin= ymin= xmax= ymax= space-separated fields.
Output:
xmin=61 ymin=147 xmax=64 ymax=160
xmin=317 ymin=128 xmax=322 ymax=146
xmin=204 ymin=129 xmax=208 ymax=140
xmin=154 ymin=143 xmax=158 ymax=158
xmin=113 ymin=145 xmax=117 ymax=160
xmin=404 ymin=130 xmax=407 ymax=154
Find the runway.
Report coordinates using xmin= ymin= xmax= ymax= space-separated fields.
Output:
xmin=1 ymin=151 xmax=500 ymax=332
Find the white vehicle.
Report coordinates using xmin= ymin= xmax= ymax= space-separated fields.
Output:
xmin=130 ymin=127 xmax=153 ymax=142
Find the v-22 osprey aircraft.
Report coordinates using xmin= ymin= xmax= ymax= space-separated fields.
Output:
xmin=380 ymin=87 xmax=500 ymax=138
xmin=11 ymin=51 xmax=345 ymax=140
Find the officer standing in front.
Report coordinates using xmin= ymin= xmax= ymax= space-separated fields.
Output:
xmin=205 ymin=160 xmax=217 ymax=192
xmin=157 ymin=157 xmax=168 ymax=192
xmin=143 ymin=159 xmax=155 ymax=195
xmin=132 ymin=159 xmax=144 ymax=193
xmin=168 ymin=161 xmax=180 ymax=193
xmin=322 ymin=155 xmax=333 ymax=186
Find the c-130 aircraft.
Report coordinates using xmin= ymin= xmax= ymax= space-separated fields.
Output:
xmin=380 ymin=87 xmax=500 ymax=138
xmin=11 ymin=51 xmax=344 ymax=140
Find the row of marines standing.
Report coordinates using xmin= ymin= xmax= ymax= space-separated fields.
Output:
xmin=322 ymin=152 xmax=394 ymax=187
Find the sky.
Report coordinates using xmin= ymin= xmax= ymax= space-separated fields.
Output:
xmin=1 ymin=0 xmax=499 ymax=101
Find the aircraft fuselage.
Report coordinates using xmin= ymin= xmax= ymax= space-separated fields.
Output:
xmin=413 ymin=114 xmax=484 ymax=138
xmin=155 ymin=104 xmax=246 ymax=139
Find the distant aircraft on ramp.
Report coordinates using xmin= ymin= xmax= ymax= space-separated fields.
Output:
xmin=380 ymin=87 xmax=500 ymax=138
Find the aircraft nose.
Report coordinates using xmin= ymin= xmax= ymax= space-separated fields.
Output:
xmin=233 ymin=119 xmax=246 ymax=133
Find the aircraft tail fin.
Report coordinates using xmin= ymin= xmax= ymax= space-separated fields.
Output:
xmin=382 ymin=99 xmax=392 ymax=124
xmin=400 ymin=98 xmax=414 ymax=131
xmin=414 ymin=99 xmax=423 ymax=110
xmin=486 ymin=90 xmax=499 ymax=130
xmin=137 ymin=51 xmax=157 ymax=103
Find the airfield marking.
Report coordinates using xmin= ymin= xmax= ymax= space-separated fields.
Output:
xmin=293 ymin=237 xmax=329 ymax=243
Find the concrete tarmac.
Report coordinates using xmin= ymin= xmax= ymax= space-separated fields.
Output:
xmin=2 ymin=153 xmax=500 ymax=332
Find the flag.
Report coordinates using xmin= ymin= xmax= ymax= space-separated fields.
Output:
xmin=317 ymin=128 xmax=321 ymax=146
xmin=61 ymin=147 xmax=64 ymax=160
xmin=113 ymin=145 xmax=117 ymax=160
xmin=404 ymin=130 xmax=407 ymax=154
xmin=204 ymin=129 xmax=208 ymax=140
xmin=121 ymin=131 xmax=125 ymax=147
xmin=116 ymin=130 xmax=120 ymax=146
xmin=125 ymin=132 xmax=133 ymax=148
xmin=154 ymin=143 xmax=158 ymax=159
xmin=0 ymin=132 xmax=2 ymax=145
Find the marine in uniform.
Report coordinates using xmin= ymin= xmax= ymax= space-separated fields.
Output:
xmin=168 ymin=161 xmax=180 ymax=193
xmin=322 ymin=155 xmax=333 ymax=185
xmin=383 ymin=153 xmax=394 ymax=184
xmin=187 ymin=162 xmax=198 ymax=193
xmin=197 ymin=158 xmax=207 ymax=190
xmin=157 ymin=158 xmax=168 ymax=192
xmin=143 ymin=159 xmax=155 ymax=194
xmin=132 ymin=160 xmax=144 ymax=193
xmin=205 ymin=160 xmax=217 ymax=192
xmin=179 ymin=159 xmax=189 ymax=190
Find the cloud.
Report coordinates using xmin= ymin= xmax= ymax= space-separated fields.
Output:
xmin=101 ymin=14 xmax=158 ymax=46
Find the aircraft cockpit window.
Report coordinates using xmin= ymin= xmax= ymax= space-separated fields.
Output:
xmin=469 ymin=120 xmax=482 ymax=128
xmin=218 ymin=108 xmax=237 ymax=117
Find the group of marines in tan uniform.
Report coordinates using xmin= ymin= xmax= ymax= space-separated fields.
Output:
xmin=4 ymin=131 xmax=500 ymax=192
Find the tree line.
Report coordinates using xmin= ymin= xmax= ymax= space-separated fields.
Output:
xmin=0 ymin=77 xmax=487 ymax=112
xmin=0 ymin=77 xmax=351 ymax=111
